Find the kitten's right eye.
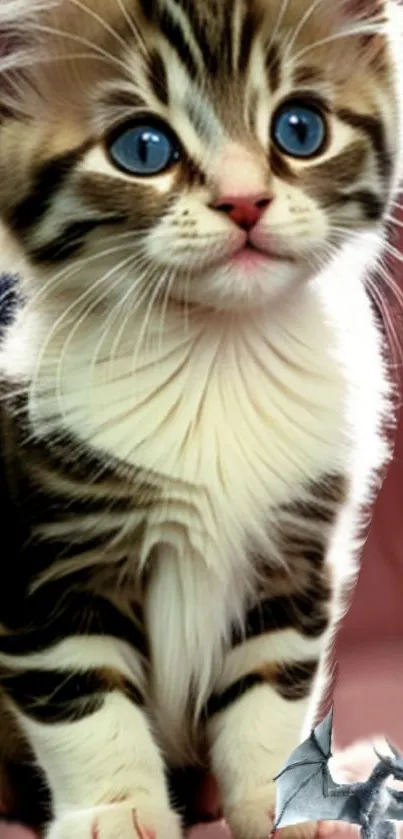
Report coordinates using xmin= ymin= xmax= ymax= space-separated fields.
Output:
xmin=271 ymin=99 xmax=327 ymax=159
xmin=107 ymin=118 xmax=181 ymax=176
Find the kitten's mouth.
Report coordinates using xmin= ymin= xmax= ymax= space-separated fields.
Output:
xmin=229 ymin=242 xmax=294 ymax=268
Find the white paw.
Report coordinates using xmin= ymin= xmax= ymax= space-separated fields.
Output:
xmin=223 ymin=781 xmax=276 ymax=839
xmin=224 ymin=782 xmax=335 ymax=839
xmin=47 ymin=802 xmax=182 ymax=839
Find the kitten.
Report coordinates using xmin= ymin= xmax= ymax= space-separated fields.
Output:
xmin=0 ymin=1 xmax=402 ymax=839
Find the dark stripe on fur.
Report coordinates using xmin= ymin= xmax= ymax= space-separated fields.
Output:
xmin=284 ymin=474 xmax=347 ymax=523
xmin=231 ymin=591 xmax=330 ymax=644
xmin=274 ymin=659 xmax=319 ymax=701
xmin=307 ymin=144 xmax=367 ymax=193
xmin=98 ymin=89 xmax=148 ymax=117
xmin=137 ymin=0 xmax=155 ymax=19
xmin=205 ymin=659 xmax=319 ymax=717
xmin=266 ymin=44 xmax=281 ymax=92
xmin=159 ymin=8 xmax=200 ymax=79
xmin=2 ymin=669 xmax=103 ymax=722
xmin=2 ymin=667 xmax=143 ymax=723
xmin=170 ymin=0 xmax=220 ymax=75
xmin=230 ymin=474 xmax=344 ymax=644
xmin=30 ymin=215 xmax=127 ymax=264
xmin=7 ymin=147 xmax=88 ymax=233
xmin=336 ymin=108 xmax=392 ymax=183
xmin=335 ymin=189 xmax=384 ymax=221
xmin=0 ymin=381 xmax=154 ymax=658
xmin=0 ymin=594 xmax=147 ymax=657
xmin=238 ymin=10 xmax=255 ymax=73
xmin=148 ymin=50 xmax=170 ymax=106
xmin=292 ymin=65 xmax=325 ymax=87
xmin=204 ymin=673 xmax=263 ymax=717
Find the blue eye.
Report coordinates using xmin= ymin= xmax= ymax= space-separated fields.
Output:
xmin=108 ymin=119 xmax=180 ymax=175
xmin=272 ymin=100 xmax=327 ymax=159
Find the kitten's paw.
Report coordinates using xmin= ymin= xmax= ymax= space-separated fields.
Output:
xmin=223 ymin=783 xmax=277 ymax=839
xmin=224 ymin=784 xmax=330 ymax=839
xmin=47 ymin=802 xmax=182 ymax=839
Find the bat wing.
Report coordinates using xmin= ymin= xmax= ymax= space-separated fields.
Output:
xmin=275 ymin=764 xmax=361 ymax=828
xmin=385 ymin=789 xmax=403 ymax=823
xmin=275 ymin=709 xmax=361 ymax=829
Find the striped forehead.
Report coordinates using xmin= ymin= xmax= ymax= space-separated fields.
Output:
xmin=121 ymin=0 xmax=278 ymax=147
xmin=136 ymin=0 xmax=261 ymax=75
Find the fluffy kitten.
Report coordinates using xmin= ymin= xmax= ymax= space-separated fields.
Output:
xmin=0 ymin=1 xmax=402 ymax=839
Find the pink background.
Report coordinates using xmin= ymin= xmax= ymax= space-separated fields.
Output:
xmin=333 ymin=211 xmax=403 ymax=749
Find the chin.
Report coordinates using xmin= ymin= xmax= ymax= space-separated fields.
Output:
xmin=169 ymin=257 xmax=309 ymax=311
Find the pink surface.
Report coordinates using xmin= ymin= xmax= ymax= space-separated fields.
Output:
xmin=334 ymin=642 xmax=403 ymax=749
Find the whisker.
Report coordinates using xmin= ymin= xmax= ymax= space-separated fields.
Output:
xmin=114 ymin=0 xmax=149 ymax=59
xmin=158 ymin=268 xmax=176 ymax=359
xmin=130 ymin=266 xmax=171 ymax=378
xmin=29 ymin=254 xmax=139 ymax=423
xmin=66 ymin=0 xmax=129 ymax=50
xmin=29 ymin=22 xmax=134 ymax=76
xmin=55 ymin=254 xmax=141 ymax=425
xmin=386 ymin=214 xmax=403 ymax=230
xmin=293 ymin=20 xmax=386 ymax=62
xmin=266 ymin=0 xmax=291 ymax=51
xmin=16 ymin=235 xmax=141 ymax=325
xmin=367 ymin=276 xmax=403 ymax=369
xmin=106 ymin=258 xmax=152 ymax=380
xmin=284 ymin=0 xmax=328 ymax=55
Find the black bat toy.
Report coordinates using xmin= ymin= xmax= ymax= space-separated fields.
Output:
xmin=273 ymin=708 xmax=403 ymax=839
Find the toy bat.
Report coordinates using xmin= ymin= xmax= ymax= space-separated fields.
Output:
xmin=273 ymin=708 xmax=403 ymax=839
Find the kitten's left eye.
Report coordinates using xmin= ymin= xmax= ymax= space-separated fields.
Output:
xmin=107 ymin=118 xmax=181 ymax=176
xmin=271 ymin=99 xmax=327 ymax=159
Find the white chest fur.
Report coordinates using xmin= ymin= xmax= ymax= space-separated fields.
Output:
xmin=37 ymin=283 xmax=350 ymax=526
xmin=27 ymin=283 xmax=352 ymax=606
xmin=2 ymin=260 xmax=386 ymax=760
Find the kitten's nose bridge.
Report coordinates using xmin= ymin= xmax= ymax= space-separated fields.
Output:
xmin=210 ymin=142 xmax=272 ymax=229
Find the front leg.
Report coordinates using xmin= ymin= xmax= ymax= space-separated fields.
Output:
xmin=206 ymin=642 xmax=323 ymax=839
xmin=205 ymin=476 xmax=344 ymax=839
xmin=207 ymin=474 xmax=347 ymax=839
xmin=1 ymin=631 xmax=181 ymax=839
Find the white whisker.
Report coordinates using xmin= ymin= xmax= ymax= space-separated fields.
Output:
xmin=29 ymin=22 xmax=133 ymax=77
xmin=29 ymin=251 xmax=139 ymax=423
xmin=55 ymin=253 xmax=142 ymax=425
xmin=266 ymin=0 xmax=290 ymax=51
xmin=106 ymin=258 xmax=153 ymax=381
xmin=17 ymin=234 xmax=142 ymax=325
xmin=284 ymin=0 xmax=328 ymax=56
xmin=114 ymin=0 xmax=149 ymax=59
xmin=293 ymin=20 xmax=386 ymax=62
xmin=67 ymin=0 xmax=129 ymax=50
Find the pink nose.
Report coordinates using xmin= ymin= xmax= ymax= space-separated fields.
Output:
xmin=214 ymin=193 xmax=272 ymax=231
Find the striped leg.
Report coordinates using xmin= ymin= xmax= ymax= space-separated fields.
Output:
xmin=206 ymin=637 xmax=325 ymax=839
xmin=0 ymin=634 xmax=181 ymax=839
xmin=205 ymin=508 xmax=337 ymax=839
